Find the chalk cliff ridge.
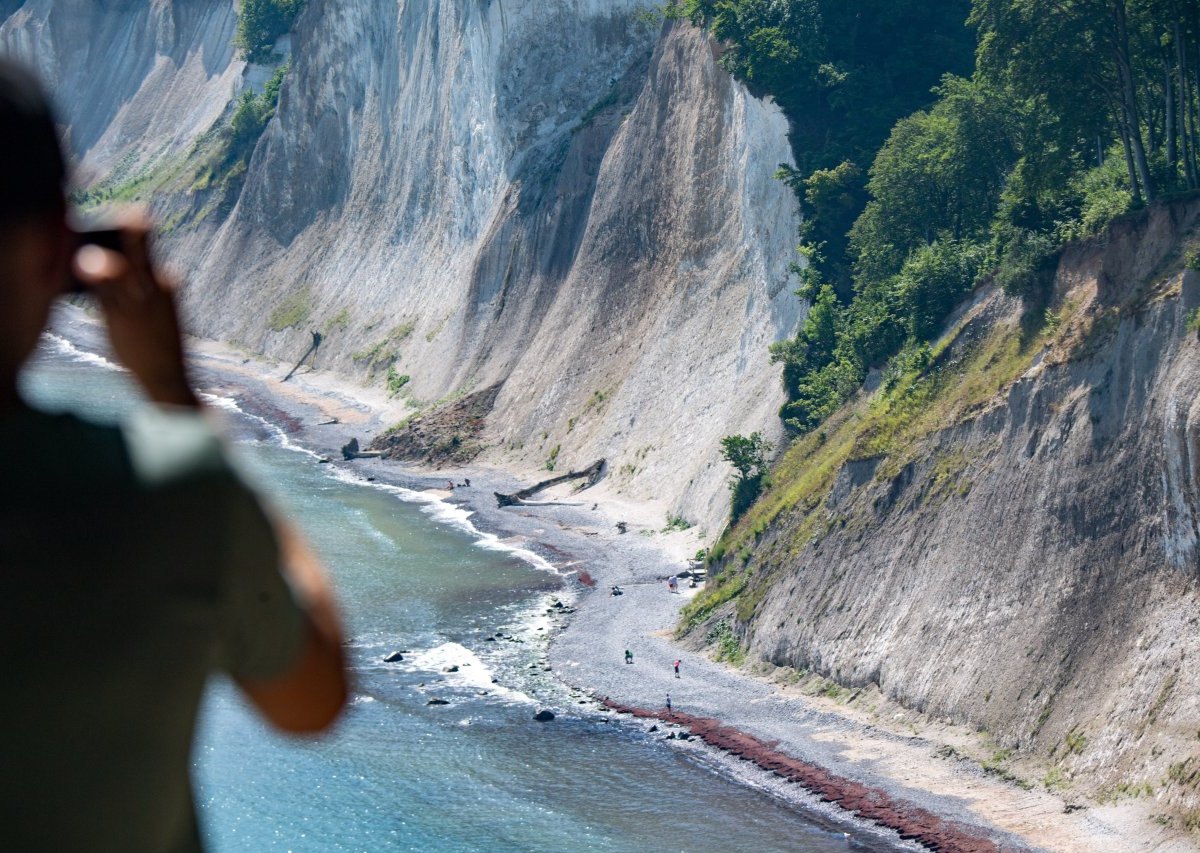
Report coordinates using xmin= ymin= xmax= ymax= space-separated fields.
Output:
xmin=2 ymin=1 xmax=803 ymax=534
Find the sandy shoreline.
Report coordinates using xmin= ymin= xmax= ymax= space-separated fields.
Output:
xmin=46 ymin=304 xmax=1187 ymax=852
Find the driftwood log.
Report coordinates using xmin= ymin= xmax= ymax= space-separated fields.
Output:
xmin=495 ymin=459 xmax=605 ymax=507
xmin=341 ymin=437 xmax=383 ymax=460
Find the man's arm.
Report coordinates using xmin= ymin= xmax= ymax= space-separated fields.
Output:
xmin=75 ymin=215 xmax=348 ymax=732
xmin=236 ymin=519 xmax=348 ymax=733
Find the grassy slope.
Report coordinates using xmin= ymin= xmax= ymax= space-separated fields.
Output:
xmin=680 ymin=276 xmax=1102 ymax=635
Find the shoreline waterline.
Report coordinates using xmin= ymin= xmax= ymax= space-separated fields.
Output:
xmin=39 ymin=305 xmax=1121 ymax=852
xmin=30 ymin=331 xmax=873 ymax=849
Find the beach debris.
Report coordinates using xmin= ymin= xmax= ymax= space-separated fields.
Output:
xmin=283 ymin=330 xmax=323 ymax=382
xmin=367 ymin=383 xmax=501 ymax=465
xmin=317 ymin=418 xmax=340 ymax=426
xmin=341 ymin=437 xmax=382 ymax=460
xmin=494 ymin=459 xmax=605 ymax=507
xmin=426 ymin=697 xmax=450 ymax=706
xmin=382 ymin=651 xmax=404 ymax=663
xmin=533 ymin=710 xmax=556 ymax=722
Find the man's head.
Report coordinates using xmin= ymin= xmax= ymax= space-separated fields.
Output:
xmin=0 ymin=58 xmax=71 ymax=403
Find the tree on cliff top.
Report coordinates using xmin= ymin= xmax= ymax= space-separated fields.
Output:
xmin=721 ymin=433 xmax=773 ymax=520
xmin=236 ymin=0 xmax=305 ymax=63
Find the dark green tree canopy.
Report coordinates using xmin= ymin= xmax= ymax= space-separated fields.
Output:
xmin=695 ymin=0 xmax=1200 ymax=441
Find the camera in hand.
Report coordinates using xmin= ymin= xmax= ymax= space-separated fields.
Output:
xmin=68 ymin=228 xmax=124 ymax=293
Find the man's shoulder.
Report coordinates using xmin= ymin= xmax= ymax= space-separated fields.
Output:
xmin=5 ymin=404 xmax=240 ymax=495
xmin=121 ymin=405 xmax=232 ymax=488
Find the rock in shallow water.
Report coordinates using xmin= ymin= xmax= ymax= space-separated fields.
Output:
xmin=383 ymin=651 xmax=404 ymax=662
xmin=533 ymin=710 xmax=555 ymax=722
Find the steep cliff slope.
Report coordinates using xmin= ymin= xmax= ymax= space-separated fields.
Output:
xmin=1 ymin=1 xmax=803 ymax=534
xmin=0 ymin=0 xmax=242 ymax=184
xmin=694 ymin=197 xmax=1200 ymax=815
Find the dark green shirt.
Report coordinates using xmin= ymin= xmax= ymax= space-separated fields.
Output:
xmin=0 ymin=404 xmax=305 ymax=852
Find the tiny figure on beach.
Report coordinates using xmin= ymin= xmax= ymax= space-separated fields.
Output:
xmin=446 ymin=480 xmax=455 ymax=490
xmin=616 ymin=521 xmax=628 ymax=534
xmin=673 ymin=659 xmax=680 ymax=678
xmin=611 ymin=585 xmax=623 ymax=596
xmin=665 ymin=693 xmax=672 ymax=715
xmin=625 ymin=649 xmax=634 ymax=664
xmin=668 ymin=575 xmax=678 ymax=593
xmin=464 ymin=478 xmax=471 ymax=487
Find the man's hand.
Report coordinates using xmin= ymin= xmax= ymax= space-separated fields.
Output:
xmin=72 ymin=212 xmax=199 ymax=408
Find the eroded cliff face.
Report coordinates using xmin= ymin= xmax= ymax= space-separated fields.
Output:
xmin=720 ymin=198 xmax=1200 ymax=805
xmin=0 ymin=0 xmax=242 ymax=184
xmin=2 ymin=1 xmax=802 ymax=534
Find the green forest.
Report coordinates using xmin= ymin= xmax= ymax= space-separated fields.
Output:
xmin=678 ymin=0 xmax=1200 ymax=435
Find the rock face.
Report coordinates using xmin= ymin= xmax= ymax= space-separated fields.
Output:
xmin=728 ymin=198 xmax=1200 ymax=799
xmin=0 ymin=0 xmax=242 ymax=184
xmin=1 ymin=1 xmax=804 ymax=535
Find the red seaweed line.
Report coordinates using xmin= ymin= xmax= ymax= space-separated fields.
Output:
xmin=600 ymin=698 xmax=1001 ymax=853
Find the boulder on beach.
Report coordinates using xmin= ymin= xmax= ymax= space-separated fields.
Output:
xmin=533 ymin=710 xmax=556 ymax=722
xmin=383 ymin=651 xmax=404 ymax=662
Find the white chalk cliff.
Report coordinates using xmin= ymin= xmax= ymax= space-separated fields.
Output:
xmin=1 ymin=0 xmax=804 ymax=535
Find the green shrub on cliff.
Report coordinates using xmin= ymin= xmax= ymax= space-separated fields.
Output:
xmin=721 ymin=432 xmax=772 ymax=520
xmin=236 ymin=0 xmax=305 ymax=63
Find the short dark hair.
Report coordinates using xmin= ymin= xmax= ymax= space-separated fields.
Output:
xmin=0 ymin=58 xmax=66 ymax=224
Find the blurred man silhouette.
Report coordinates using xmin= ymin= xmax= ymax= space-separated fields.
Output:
xmin=0 ymin=58 xmax=347 ymax=852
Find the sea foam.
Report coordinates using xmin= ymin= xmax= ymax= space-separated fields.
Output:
xmin=43 ymin=332 xmax=124 ymax=372
xmin=408 ymin=642 xmax=534 ymax=705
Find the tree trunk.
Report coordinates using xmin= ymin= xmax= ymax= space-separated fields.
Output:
xmin=1112 ymin=1 xmax=1154 ymax=201
xmin=1167 ymin=45 xmax=1177 ymax=171
xmin=1177 ymin=22 xmax=1196 ymax=187
xmin=1118 ymin=99 xmax=1144 ymax=206
xmin=1189 ymin=39 xmax=1200 ymax=186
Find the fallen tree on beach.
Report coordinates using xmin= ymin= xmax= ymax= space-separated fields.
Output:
xmin=495 ymin=459 xmax=605 ymax=508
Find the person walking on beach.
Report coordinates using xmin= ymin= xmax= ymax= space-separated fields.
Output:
xmin=0 ymin=59 xmax=347 ymax=852
xmin=668 ymin=575 xmax=678 ymax=593
xmin=666 ymin=693 xmax=673 ymax=715
xmin=673 ymin=659 xmax=681 ymax=678
xmin=625 ymin=649 xmax=634 ymax=664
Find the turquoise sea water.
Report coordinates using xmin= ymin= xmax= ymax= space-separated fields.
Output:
xmin=21 ymin=337 xmax=869 ymax=853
